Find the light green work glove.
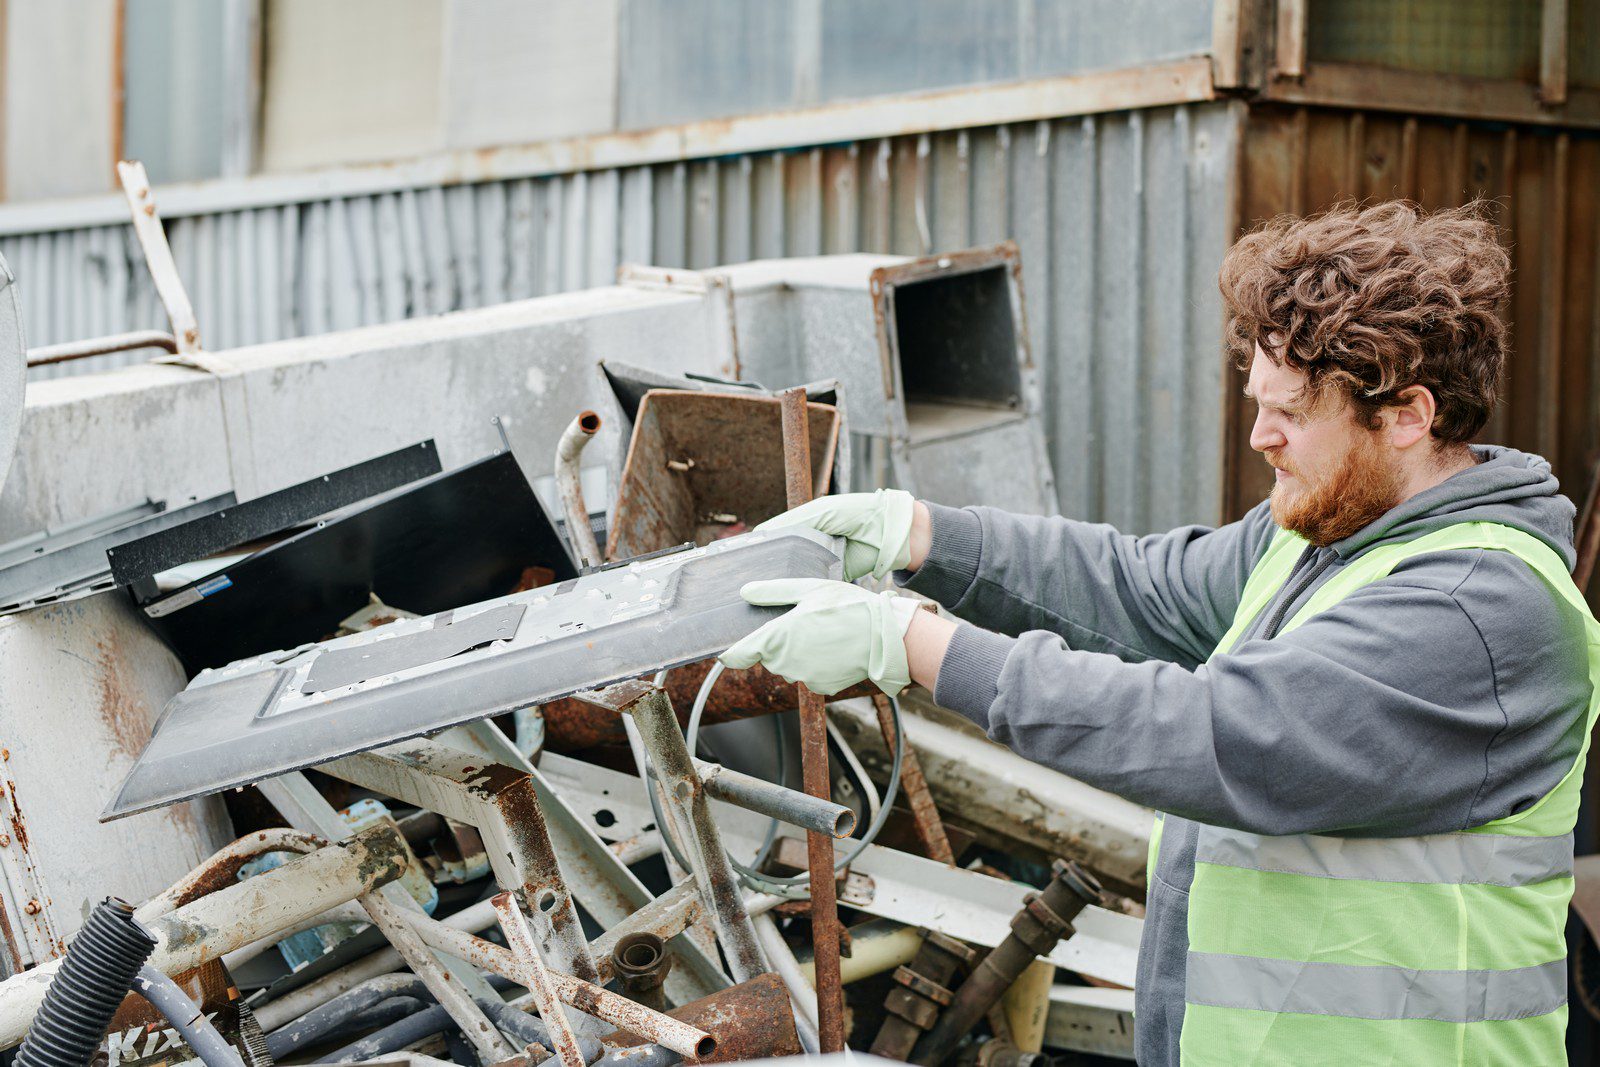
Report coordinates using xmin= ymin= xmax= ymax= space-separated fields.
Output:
xmin=757 ymin=489 xmax=915 ymax=582
xmin=720 ymin=578 xmax=916 ymax=696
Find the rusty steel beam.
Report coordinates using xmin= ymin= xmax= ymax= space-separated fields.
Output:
xmin=871 ymin=693 xmax=955 ymax=866
xmin=778 ymin=385 xmax=845 ymax=1054
xmin=600 ymin=973 xmax=803 ymax=1064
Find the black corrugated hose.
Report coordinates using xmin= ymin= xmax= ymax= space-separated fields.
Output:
xmin=16 ymin=898 xmax=157 ymax=1067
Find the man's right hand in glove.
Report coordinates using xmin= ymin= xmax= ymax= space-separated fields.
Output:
xmin=756 ymin=488 xmax=933 ymax=581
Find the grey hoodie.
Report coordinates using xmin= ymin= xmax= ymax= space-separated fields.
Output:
xmin=900 ymin=446 xmax=1592 ymax=1066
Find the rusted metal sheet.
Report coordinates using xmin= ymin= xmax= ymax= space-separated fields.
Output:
xmin=540 ymin=658 xmax=869 ymax=752
xmin=1226 ymin=106 xmax=1600 ymax=529
xmin=606 ymin=390 xmax=839 ymax=561
xmin=600 ymin=973 xmax=803 ymax=1064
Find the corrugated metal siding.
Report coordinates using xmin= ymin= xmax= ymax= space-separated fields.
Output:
xmin=1227 ymin=105 xmax=1600 ymax=522
xmin=1 ymin=101 xmax=1242 ymax=533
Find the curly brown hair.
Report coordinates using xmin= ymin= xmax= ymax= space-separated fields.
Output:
xmin=1218 ymin=200 xmax=1510 ymax=445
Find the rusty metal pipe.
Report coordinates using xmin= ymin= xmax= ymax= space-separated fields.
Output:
xmin=25 ymin=329 xmax=178 ymax=367
xmin=0 ymin=827 xmax=409 ymax=1049
xmin=556 ymin=411 xmax=604 ymax=568
xmin=689 ymin=759 xmax=856 ymax=838
xmin=623 ymin=684 xmax=768 ymax=984
xmin=136 ymin=828 xmax=332 ymax=920
xmin=909 ymin=862 xmax=1103 ymax=1065
xmin=598 ymin=973 xmax=804 ymax=1063
xmin=493 ymin=892 xmax=588 ymax=1067
xmin=779 ymin=385 xmax=846 ymax=1054
xmin=399 ymin=912 xmax=716 ymax=1058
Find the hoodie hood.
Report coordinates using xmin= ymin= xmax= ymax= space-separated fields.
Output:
xmin=1333 ymin=445 xmax=1577 ymax=568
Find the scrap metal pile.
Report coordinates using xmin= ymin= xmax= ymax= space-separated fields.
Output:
xmin=0 ymin=197 xmax=1147 ymax=1067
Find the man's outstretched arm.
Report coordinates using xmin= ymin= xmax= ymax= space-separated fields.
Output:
xmin=901 ymin=499 xmax=1279 ymax=669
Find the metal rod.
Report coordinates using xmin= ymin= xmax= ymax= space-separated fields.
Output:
xmin=871 ymin=693 xmax=956 ymax=865
xmin=556 ymin=411 xmax=604 ymax=568
xmin=493 ymin=893 xmax=588 ymax=1067
xmin=910 ymin=862 xmax=1103 ymax=1064
xmin=359 ymin=881 xmax=515 ymax=1064
xmin=401 ymin=909 xmax=716 ymax=1058
xmin=778 ymin=385 xmax=846 ymax=1053
xmin=0 ymin=827 xmax=408 ymax=1049
xmin=26 ymin=330 xmax=179 ymax=368
xmin=691 ymin=759 xmax=856 ymax=838
xmin=116 ymin=161 xmax=201 ymax=353
xmin=624 ymin=684 xmax=769 ymax=984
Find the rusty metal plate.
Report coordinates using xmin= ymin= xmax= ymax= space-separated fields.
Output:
xmin=102 ymin=529 xmax=844 ymax=821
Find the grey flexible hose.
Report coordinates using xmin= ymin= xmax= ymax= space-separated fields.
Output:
xmin=134 ymin=966 xmax=246 ymax=1067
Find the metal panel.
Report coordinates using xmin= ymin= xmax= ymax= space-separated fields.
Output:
xmin=1 ymin=101 xmax=1242 ymax=532
xmin=1227 ymin=105 xmax=1600 ymax=526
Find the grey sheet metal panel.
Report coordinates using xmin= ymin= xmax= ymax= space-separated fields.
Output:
xmin=103 ymin=528 xmax=845 ymax=821
xmin=3 ymin=102 xmax=1242 ymax=532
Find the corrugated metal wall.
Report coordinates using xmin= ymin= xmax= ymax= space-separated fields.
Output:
xmin=1 ymin=101 xmax=1244 ymax=533
xmin=1227 ymin=105 xmax=1600 ymax=523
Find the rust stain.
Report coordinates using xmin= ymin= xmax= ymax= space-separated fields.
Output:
xmin=601 ymin=974 xmax=799 ymax=1063
xmin=93 ymin=630 xmax=154 ymax=761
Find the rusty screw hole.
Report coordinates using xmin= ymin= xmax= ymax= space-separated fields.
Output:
xmin=536 ymin=889 xmax=559 ymax=913
xmin=673 ymin=781 xmax=692 ymax=800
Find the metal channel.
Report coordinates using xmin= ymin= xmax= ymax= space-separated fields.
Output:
xmin=105 ymin=439 xmax=441 ymax=588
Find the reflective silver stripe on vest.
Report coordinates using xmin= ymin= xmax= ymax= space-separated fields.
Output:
xmin=1196 ymin=825 xmax=1573 ymax=888
xmin=1186 ymin=952 xmax=1567 ymax=1023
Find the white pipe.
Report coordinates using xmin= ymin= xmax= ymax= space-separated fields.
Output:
xmin=0 ymin=827 xmax=407 ymax=1048
xmin=555 ymin=410 xmax=604 ymax=567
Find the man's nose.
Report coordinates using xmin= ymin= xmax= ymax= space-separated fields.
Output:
xmin=1249 ymin=412 xmax=1285 ymax=455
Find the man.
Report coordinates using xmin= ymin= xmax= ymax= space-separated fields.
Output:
xmin=721 ymin=201 xmax=1600 ymax=1066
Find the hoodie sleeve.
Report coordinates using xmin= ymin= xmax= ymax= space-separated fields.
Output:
xmin=900 ymin=501 xmax=1279 ymax=670
xmin=931 ymin=547 xmax=1592 ymax=836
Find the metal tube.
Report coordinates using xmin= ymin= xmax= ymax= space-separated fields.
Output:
xmin=751 ymin=914 xmax=820 ymax=1055
xmin=0 ymin=826 xmax=409 ymax=1049
xmin=359 ymin=886 xmax=515 ymax=1064
xmin=257 ymin=879 xmax=701 ymax=1034
xmin=556 ymin=411 xmax=604 ymax=568
xmin=400 ymin=910 xmax=716 ymax=1059
xmin=136 ymin=828 xmax=332 ymax=920
xmin=692 ymin=759 xmax=856 ymax=838
xmin=778 ymin=384 xmax=846 ymax=1054
xmin=872 ymin=692 xmax=955 ymax=865
xmin=265 ymin=973 xmax=429 ymax=1061
xmin=623 ymin=685 xmax=768 ymax=984
xmin=133 ymin=966 xmax=245 ymax=1067
xmin=493 ymin=892 xmax=589 ymax=1067
xmin=910 ymin=862 xmax=1103 ymax=1064
xmin=25 ymin=330 xmax=179 ymax=367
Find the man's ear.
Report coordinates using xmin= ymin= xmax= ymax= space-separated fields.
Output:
xmin=1388 ymin=385 xmax=1437 ymax=449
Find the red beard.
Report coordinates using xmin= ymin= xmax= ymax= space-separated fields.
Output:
xmin=1269 ymin=433 xmax=1404 ymax=547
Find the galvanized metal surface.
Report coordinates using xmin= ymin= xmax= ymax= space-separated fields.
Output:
xmin=0 ymin=255 xmax=21 ymax=495
xmin=0 ymin=590 xmax=233 ymax=966
xmin=4 ymin=103 xmax=1240 ymax=532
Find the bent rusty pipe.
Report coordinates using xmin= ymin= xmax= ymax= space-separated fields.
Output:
xmin=909 ymin=861 xmax=1103 ymax=1065
xmin=556 ymin=411 xmax=604 ymax=568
